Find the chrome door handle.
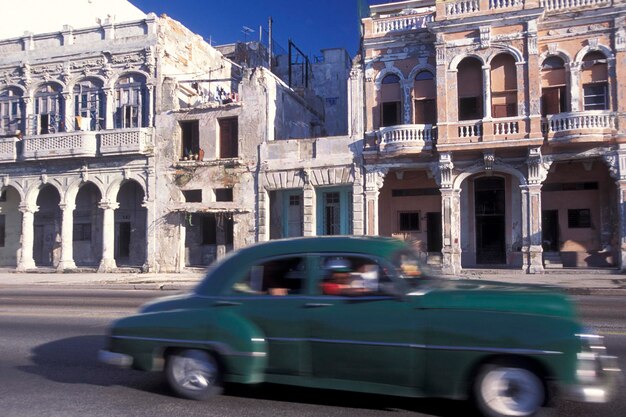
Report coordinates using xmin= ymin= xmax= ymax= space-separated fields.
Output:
xmin=213 ymin=300 xmax=241 ymax=307
xmin=304 ymin=303 xmax=333 ymax=308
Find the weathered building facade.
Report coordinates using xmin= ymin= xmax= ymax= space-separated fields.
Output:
xmin=356 ymin=0 xmax=626 ymax=273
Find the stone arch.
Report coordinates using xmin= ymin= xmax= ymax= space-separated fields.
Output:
xmin=0 ymin=84 xmax=27 ymax=95
xmin=449 ymin=53 xmax=486 ymax=71
xmin=452 ymin=164 xmax=527 ymax=191
xmin=373 ymin=66 xmax=406 ymax=91
xmin=67 ymin=74 xmax=107 ymax=92
xmin=107 ymin=70 xmax=151 ymax=90
xmin=486 ymin=46 xmax=524 ymax=65
xmin=65 ymin=179 xmax=106 ymax=206
xmin=29 ymin=80 xmax=66 ymax=97
xmin=407 ymin=64 xmax=437 ymax=83
xmin=104 ymin=173 xmax=147 ymax=203
xmin=24 ymin=180 xmax=64 ymax=207
xmin=574 ymin=43 xmax=614 ymax=64
xmin=539 ymin=50 xmax=572 ymax=67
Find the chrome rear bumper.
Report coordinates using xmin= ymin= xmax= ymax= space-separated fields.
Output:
xmin=98 ymin=349 xmax=133 ymax=367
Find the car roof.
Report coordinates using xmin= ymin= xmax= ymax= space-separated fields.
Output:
xmin=194 ymin=236 xmax=409 ymax=295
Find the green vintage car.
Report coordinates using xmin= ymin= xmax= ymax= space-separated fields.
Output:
xmin=99 ymin=236 xmax=620 ymax=417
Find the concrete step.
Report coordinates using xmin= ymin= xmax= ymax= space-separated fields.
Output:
xmin=543 ymin=252 xmax=563 ymax=269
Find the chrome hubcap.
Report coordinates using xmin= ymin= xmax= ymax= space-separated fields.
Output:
xmin=481 ymin=367 xmax=543 ymax=416
xmin=171 ymin=351 xmax=217 ymax=392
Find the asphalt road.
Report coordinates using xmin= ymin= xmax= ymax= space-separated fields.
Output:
xmin=0 ymin=287 xmax=624 ymax=417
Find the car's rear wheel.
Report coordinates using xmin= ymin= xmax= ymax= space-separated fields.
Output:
xmin=474 ymin=363 xmax=545 ymax=417
xmin=165 ymin=349 xmax=223 ymax=400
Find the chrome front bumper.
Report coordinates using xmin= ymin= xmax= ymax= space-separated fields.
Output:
xmin=98 ymin=349 xmax=133 ymax=367
xmin=564 ymin=333 xmax=622 ymax=403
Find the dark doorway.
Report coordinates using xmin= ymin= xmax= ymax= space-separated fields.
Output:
xmin=475 ymin=177 xmax=506 ymax=264
xmin=426 ymin=212 xmax=442 ymax=252
xmin=116 ymin=222 xmax=131 ymax=259
xmin=542 ymin=210 xmax=559 ymax=252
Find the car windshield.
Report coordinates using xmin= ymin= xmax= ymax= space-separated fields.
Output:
xmin=391 ymin=249 xmax=430 ymax=289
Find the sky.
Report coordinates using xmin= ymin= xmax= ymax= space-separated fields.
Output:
xmin=131 ymin=0 xmax=369 ymax=58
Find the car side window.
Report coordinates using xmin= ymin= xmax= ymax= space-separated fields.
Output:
xmin=231 ymin=256 xmax=307 ymax=296
xmin=319 ymin=255 xmax=393 ymax=297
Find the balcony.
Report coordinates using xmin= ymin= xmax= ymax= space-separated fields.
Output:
xmin=373 ymin=12 xmax=434 ymax=35
xmin=0 ymin=136 xmax=18 ymax=162
xmin=541 ymin=111 xmax=616 ymax=143
xmin=100 ymin=128 xmax=154 ymax=156
xmin=0 ymin=128 xmax=154 ymax=163
xmin=539 ymin=0 xmax=612 ymax=13
xmin=366 ymin=124 xmax=436 ymax=155
xmin=22 ymin=131 xmax=97 ymax=160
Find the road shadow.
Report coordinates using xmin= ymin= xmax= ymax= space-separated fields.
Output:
xmin=20 ymin=335 xmax=478 ymax=416
xmin=223 ymin=383 xmax=478 ymax=416
xmin=18 ymin=335 xmax=168 ymax=396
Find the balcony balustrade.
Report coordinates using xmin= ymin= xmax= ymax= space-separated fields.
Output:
xmin=22 ymin=131 xmax=97 ymax=160
xmin=541 ymin=111 xmax=616 ymax=141
xmin=539 ymin=0 xmax=611 ymax=12
xmin=369 ymin=124 xmax=435 ymax=154
xmin=0 ymin=128 xmax=154 ymax=163
xmin=446 ymin=0 xmax=480 ymax=16
xmin=0 ymin=137 xmax=18 ymax=162
xmin=100 ymin=128 xmax=153 ymax=156
xmin=374 ymin=13 xmax=434 ymax=34
xmin=493 ymin=118 xmax=520 ymax=136
xmin=458 ymin=120 xmax=483 ymax=138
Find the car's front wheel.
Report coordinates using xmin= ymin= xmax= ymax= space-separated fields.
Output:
xmin=474 ymin=363 xmax=545 ymax=417
xmin=165 ymin=349 xmax=223 ymax=400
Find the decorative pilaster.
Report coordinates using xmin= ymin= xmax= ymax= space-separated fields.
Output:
xmin=437 ymin=153 xmax=460 ymax=274
xmin=352 ymin=165 xmax=365 ymax=235
xmin=617 ymin=181 xmax=626 ymax=271
xmin=348 ymin=61 xmax=365 ymax=138
xmin=146 ymin=83 xmax=155 ymax=127
xmin=523 ymin=147 xmax=551 ymax=273
xmin=98 ymin=200 xmax=119 ymax=272
xmin=569 ymin=63 xmax=582 ymax=112
xmin=402 ymin=81 xmax=412 ymax=124
xmin=23 ymin=96 xmax=33 ymax=135
xmin=17 ymin=203 xmax=38 ymax=271
xmin=364 ymin=167 xmax=387 ymax=236
xmin=141 ymin=198 xmax=156 ymax=272
xmin=57 ymin=203 xmax=76 ymax=271
xmin=302 ymin=170 xmax=316 ymax=236
xmin=62 ymin=92 xmax=72 ymax=132
xmin=104 ymin=88 xmax=114 ymax=130
xmin=482 ymin=65 xmax=492 ymax=119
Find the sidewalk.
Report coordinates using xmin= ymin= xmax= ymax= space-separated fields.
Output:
xmin=0 ymin=268 xmax=624 ymax=295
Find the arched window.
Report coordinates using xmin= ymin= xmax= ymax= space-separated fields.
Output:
xmin=490 ymin=53 xmax=517 ymax=118
xmin=34 ymin=83 xmax=63 ymax=134
xmin=457 ymin=58 xmax=483 ymax=121
xmin=413 ymin=70 xmax=436 ymax=125
xmin=74 ymin=78 xmax=104 ymax=131
xmin=0 ymin=88 xmax=23 ymax=135
xmin=115 ymin=73 xmax=147 ymax=128
xmin=581 ymin=51 xmax=609 ymax=111
xmin=540 ymin=56 xmax=567 ymax=116
xmin=379 ymin=73 xmax=402 ymax=127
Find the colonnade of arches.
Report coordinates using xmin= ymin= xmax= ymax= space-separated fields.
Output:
xmin=373 ymin=156 xmax=618 ymax=270
xmin=0 ymin=179 xmax=147 ymax=271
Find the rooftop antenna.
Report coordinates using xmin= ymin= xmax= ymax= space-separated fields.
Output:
xmin=241 ymin=26 xmax=254 ymax=43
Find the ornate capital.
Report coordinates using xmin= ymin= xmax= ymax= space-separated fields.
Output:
xmin=438 ymin=153 xmax=454 ymax=189
xmin=19 ymin=203 xmax=38 ymax=214
xmin=483 ymin=151 xmax=495 ymax=172
xmin=479 ymin=26 xmax=491 ymax=49
xmin=59 ymin=203 xmax=76 ymax=212
xmin=527 ymin=147 xmax=551 ymax=184
xmin=365 ymin=166 xmax=388 ymax=192
xmin=98 ymin=200 xmax=120 ymax=211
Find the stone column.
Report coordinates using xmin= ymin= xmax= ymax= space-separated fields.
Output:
xmin=438 ymin=153 xmax=461 ymax=274
xmin=57 ymin=203 xmax=76 ymax=271
xmin=352 ymin=165 xmax=365 ymax=235
xmin=364 ymin=167 xmax=387 ymax=235
xmin=482 ymin=65 xmax=492 ymax=119
xmin=62 ymin=92 xmax=72 ymax=132
xmin=348 ymin=63 xmax=365 ymax=138
xmin=22 ymin=96 xmax=33 ymax=135
xmin=146 ymin=83 xmax=155 ymax=127
xmin=526 ymin=20 xmax=542 ymax=136
xmin=520 ymin=185 xmax=544 ymax=273
xmin=569 ymin=63 xmax=581 ymax=112
xmin=104 ymin=88 xmax=115 ymax=130
xmin=98 ymin=200 xmax=119 ymax=272
xmin=617 ymin=181 xmax=626 ymax=271
xmin=302 ymin=181 xmax=316 ymax=236
xmin=257 ymin=187 xmax=269 ymax=242
xmin=141 ymin=199 xmax=156 ymax=272
xmin=402 ymin=81 xmax=412 ymax=124
xmin=615 ymin=23 xmax=626 ymax=140
xmin=17 ymin=203 xmax=38 ymax=271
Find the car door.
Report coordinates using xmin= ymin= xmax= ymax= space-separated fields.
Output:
xmin=309 ymin=254 xmax=423 ymax=390
xmin=215 ymin=255 xmax=312 ymax=376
